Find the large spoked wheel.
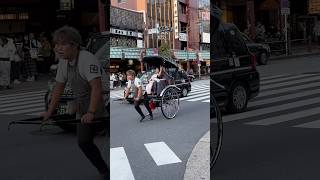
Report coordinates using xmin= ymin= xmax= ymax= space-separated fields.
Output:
xmin=210 ymin=94 xmax=223 ymax=169
xmin=161 ymin=87 xmax=180 ymax=119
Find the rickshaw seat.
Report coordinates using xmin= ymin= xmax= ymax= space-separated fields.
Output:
xmin=152 ymin=79 xmax=168 ymax=96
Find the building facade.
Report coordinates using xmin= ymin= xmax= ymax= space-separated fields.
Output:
xmin=112 ymin=0 xmax=210 ymax=75
xmin=0 ymin=0 xmax=104 ymax=40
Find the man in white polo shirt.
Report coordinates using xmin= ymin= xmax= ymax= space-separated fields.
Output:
xmin=124 ymin=70 xmax=153 ymax=122
xmin=41 ymin=26 xmax=108 ymax=179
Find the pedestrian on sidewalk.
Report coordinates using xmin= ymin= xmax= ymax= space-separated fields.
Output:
xmin=7 ymin=36 xmax=18 ymax=87
xmin=313 ymin=21 xmax=320 ymax=45
xmin=12 ymin=36 xmax=23 ymax=85
xmin=41 ymin=26 xmax=109 ymax=179
xmin=29 ymin=33 xmax=41 ymax=78
xmin=124 ymin=70 xmax=153 ymax=122
xmin=0 ymin=36 xmax=11 ymax=89
xmin=22 ymin=34 xmax=37 ymax=82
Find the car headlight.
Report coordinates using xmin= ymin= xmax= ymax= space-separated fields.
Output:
xmin=263 ymin=45 xmax=271 ymax=53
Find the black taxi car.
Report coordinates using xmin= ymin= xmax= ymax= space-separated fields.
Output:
xmin=241 ymin=33 xmax=271 ymax=65
xmin=211 ymin=22 xmax=260 ymax=113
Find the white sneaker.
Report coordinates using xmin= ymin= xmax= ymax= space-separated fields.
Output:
xmin=13 ymin=80 xmax=21 ymax=84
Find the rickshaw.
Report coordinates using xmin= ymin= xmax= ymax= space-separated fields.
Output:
xmin=125 ymin=56 xmax=184 ymax=119
xmin=8 ymin=32 xmax=110 ymax=132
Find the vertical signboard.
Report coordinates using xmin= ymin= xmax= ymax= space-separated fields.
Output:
xmin=174 ymin=0 xmax=179 ymax=39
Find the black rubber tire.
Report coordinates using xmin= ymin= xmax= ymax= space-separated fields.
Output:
xmin=258 ymin=51 xmax=268 ymax=65
xmin=210 ymin=94 xmax=223 ymax=169
xmin=181 ymin=87 xmax=188 ymax=97
xmin=226 ymin=81 xmax=248 ymax=113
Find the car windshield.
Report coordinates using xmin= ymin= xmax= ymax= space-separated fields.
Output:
xmin=212 ymin=23 xmax=248 ymax=58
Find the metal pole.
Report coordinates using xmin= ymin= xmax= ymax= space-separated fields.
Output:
xmin=285 ymin=13 xmax=288 ymax=56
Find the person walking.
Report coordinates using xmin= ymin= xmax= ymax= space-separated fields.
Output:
xmin=124 ymin=70 xmax=153 ymax=122
xmin=0 ymin=36 xmax=11 ymax=89
xmin=41 ymin=26 xmax=108 ymax=180
xmin=22 ymin=34 xmax=37 ymax=82
xmin=39 ymin=35 xmax=52 ymax=73
xmin=29 ymin=33 xmax=41 ymax=78
xmin=12 ymin=36 xmax=23 ymax=84
xmin=7 ymin=36 xmax=20 ymax=85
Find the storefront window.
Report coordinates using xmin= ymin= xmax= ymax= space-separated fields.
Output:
xmin=60 ymin=0 xmax=75 ymax=10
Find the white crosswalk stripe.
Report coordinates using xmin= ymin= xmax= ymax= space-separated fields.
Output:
xmin=0 ymin=90 xmax=46 ymax=116
xmin=110 ymin=80 xmax=210 ymax=103
xmin=225 ymin=73 xmax=320 ymax=129
xmin=111 ymin=141 xmax=182 ymax=180
xmin=110 ymin=147 xmax=135 ymax=180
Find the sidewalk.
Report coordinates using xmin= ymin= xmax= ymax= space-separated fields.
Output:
xmin=184 ymin=131 xmax=210 ymax=180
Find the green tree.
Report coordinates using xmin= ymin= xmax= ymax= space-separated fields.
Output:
xmin=159 ymin=42 xmax=171 ymax=58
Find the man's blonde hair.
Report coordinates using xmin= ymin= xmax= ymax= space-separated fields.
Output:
xmin=126 ymin=70 xmax=136 ymax=77
xmin=53 ymin=26 xmax=82 ymax=46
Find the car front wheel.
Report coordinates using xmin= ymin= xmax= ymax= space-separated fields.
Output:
xmin=259 ymin=52 xmax=268 ymax=65
xmin=226 ymin=82 xmax=248 ymax=113
xmin=182 ymin=88 xmax=188 ymax=97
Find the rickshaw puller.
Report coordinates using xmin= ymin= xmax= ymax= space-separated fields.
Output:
xmin=124 ymin=70 xmax=153 ymax=122
xmin=41 ymin=26 xmax=108 ymax=180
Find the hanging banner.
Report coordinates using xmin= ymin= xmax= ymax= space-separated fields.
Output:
xmin=174 ymin=0 xmax=179 ymax=39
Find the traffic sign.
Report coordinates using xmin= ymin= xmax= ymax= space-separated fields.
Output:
xmin=281 ymin=8 xmax=290 ymax=15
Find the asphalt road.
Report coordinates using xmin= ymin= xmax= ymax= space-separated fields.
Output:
xmin=212 ymin=55 xmax=320 ymax=179
xmin=110 ymin=80 xmax=210 ymax=180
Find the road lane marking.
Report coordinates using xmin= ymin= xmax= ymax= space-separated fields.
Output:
xmin=0 ymin=99 xmax=43 ymax=108
xmin=187 ymin=95 xmax=210 ymax=102
xmin=0 ymin=92 xmax=46 ymax=101
xmin=188 ymin=90 xmax=209 ymax=96
xmin=258 ymin=81 xmax=320 ymax=98
xmin=249 ymin=88 xmax=320 ymax=107
xmin=261 ymin=74 xmax=313 ymax=85
xmin=110 ymin=147 xmax=135 ymax=180
xmin=181 ymin=92 xmax=210 ymax=100
xmin=261 ymin=75 xmax=320 ymax=90
xmin=246 ymin=106 xmax=320 ymax=126
xmin=224 ymin=96 xmax=320 ymax=122
xmin=0 ymin=90 xmax=46 ymax=98
xmin=0 ymin=103 xmax=44 ymax=112
xmin=144 ymin=142 xmax=182 ymax=166
xmin=260 ymin=74 xmax=290 ymax=81
xmin=0 ymin=96 xmax=43 ymax=105
xmin=294 ymin=120 xmax=320 ymax=128
xmin=1 ymin=107 xmax=45 ymax=115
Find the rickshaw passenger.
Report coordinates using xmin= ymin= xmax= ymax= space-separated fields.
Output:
xmin=154 ymin=66 xmax=170 ymax=96
xmin=146 ymin=67 xmax=160 ymax=95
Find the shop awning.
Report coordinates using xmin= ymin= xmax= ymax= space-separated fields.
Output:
xmin=110 ymin=47 xmax=210 ymax=60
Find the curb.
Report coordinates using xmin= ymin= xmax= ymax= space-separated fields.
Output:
xmin=184 ymin=131 xmax=210 ymax=180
